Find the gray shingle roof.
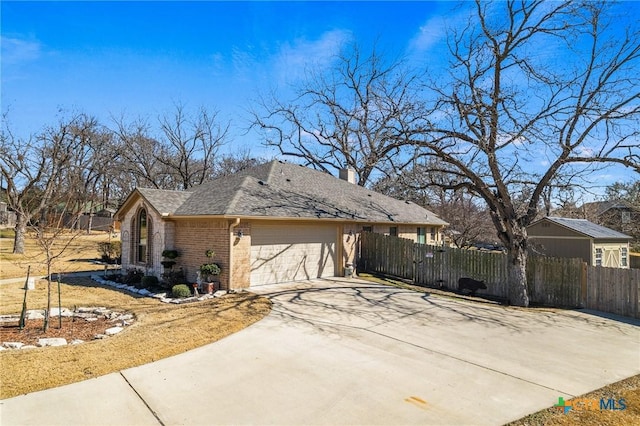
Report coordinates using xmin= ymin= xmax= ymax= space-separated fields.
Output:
xmin=137 ymin=161 xmax=447 ymax=225
xmin=544 ymin=217 xmax=632 ymax=239
xmin=136 ymin=188 xmax=193 ymax=215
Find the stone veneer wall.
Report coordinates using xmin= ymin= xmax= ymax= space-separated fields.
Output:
xmin=120 ymin=198 xmax=167 ymax=277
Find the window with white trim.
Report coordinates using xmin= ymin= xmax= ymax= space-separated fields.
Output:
xmin=621 ymin=247 xmax=628 ymax=267
xmin=595 ymin=248 xmax=603 ymax=266
xmin=137 ymin=209 xmax=148 ymax=263
xmin=417 ymin=227 xmax=426 ymax=244
xmin=621 ymin=211 xmax=631 ymax=224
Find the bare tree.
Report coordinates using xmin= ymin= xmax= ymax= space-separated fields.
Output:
xmin=211 ymin=150 xmax=269 ymax=179
xmin=605 ymin=181 xmax=640 ymax=206
xmin=54 ymin=116 xmax=118 ymax=232
xmin=157 ymin=103 xmax=230 ymax=189
xmin=113 ymin=117 xmax=173 ymax=190
xmin=373 ymin=162 xmax=496 ymax=248
xmin=0 ymin=113 xmax=95 ymax=254
xmin=405 ymin=1 xmax=640 ymax=306
xmin=251 ymin=44 xmax=421 ymax=186
xmin=32 ymin=200 xmax=84 ymax=331
xmin=113 ymin=104 xmax=229 ymax=190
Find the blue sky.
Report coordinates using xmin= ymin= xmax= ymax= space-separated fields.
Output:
xmin=2 ymin=1 xmax=450 ymax=147
xmin=2 ymin=1 xmax=638 ymax=200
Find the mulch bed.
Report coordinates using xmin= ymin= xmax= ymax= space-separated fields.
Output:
xmin=1 ymin=317 xmax=112 ymax=346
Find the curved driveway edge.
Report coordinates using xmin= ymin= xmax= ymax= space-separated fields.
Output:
xmin=2 ymin=278 xmax=638 ymax=425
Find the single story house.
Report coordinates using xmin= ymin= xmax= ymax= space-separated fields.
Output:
xmin=527 ymin=216 xmax=632 ymax=268
xmin=115 ymin=160 xmax=448 ymax=289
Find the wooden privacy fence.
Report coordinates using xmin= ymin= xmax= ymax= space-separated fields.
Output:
xmin=526 ymin=256 xmax=585 ymax=309
xmin=586 ymin=266 xmax=640 ymax=318
xmin=359 ymin=232 xmax=640 ymax=318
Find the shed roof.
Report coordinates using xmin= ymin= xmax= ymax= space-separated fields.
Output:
xmin=534 ymin=217 xmax=632 ymax=240
xmin=118 ymin=161 xmax=447 ymax=226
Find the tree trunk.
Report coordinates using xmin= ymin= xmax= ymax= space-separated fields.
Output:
xmin=44 ymin=264 xmax=52 ymax=332
xmin=13 ymin=214 xmax=27 ymax=254
xmin=507 ymin=245 xmax=529 ymax=307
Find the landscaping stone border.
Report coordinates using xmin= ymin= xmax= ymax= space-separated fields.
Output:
xmin=0 ymin=307 xmax=135 ymax=351
xmin=90 ymin=275 xmax=229 ymax=303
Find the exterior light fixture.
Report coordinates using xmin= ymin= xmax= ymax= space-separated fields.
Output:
xmin=237 ymin=230 xmax=243 ymax=238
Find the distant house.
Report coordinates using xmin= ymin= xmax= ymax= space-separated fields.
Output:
xmin=527 ymin=217 xmax=632 ymax=268
xmin=0 ymin=202 xmax=17 ymax=229
xmin=583 ymin=200 xmax=639 ymax=249
xmin=115 ymin=160 xmax=448 ymax=290
xmin=555 ymin=199 xmax=639 ymax=249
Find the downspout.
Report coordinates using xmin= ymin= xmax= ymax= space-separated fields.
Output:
xmin=228 ymin=217 xmax=241 ymax=292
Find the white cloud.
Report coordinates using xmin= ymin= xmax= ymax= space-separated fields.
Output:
xmin=231 ymin=46 xmax=258 ymax=78
xmin=576 ymin=146 xmax=595 ymax=158
xmin=1 ymin=36 xmax=42 ymax=65
xmin=408 ymin=15 xmax=447 ymax=53
xmin=273 ymin=29 xmax=353 ymax=84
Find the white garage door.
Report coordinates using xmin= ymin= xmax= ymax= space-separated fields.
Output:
xmin=251 ymin=223 xmax=337 ymax=286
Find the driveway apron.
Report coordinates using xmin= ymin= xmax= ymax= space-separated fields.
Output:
xmin=1 ymin=278 xmax=639 ymax=425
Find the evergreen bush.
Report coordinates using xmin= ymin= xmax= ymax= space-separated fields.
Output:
xmin=172 ymin=284 xmax=192 ymax=298
xmin=141 ymin=275 xmax=159 ymax=288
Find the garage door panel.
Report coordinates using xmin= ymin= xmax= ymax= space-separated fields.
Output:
xmin=250 ymin=224 xmax=336 ymax=286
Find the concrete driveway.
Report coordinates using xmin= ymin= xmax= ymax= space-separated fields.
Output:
xmin=2 ymin=278 xmax=639 ymax=425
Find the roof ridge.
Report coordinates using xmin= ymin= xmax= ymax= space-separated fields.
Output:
xmin=543 ymin=216 xmax=631 ymax=239
xmin=264 ymin=160 xmax=279 ymax=183
xmin=225 ymin=176 xmax=253 ymax=214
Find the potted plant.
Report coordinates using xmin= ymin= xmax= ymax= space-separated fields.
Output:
xmin=161 ymin=249 xmax=179 ymax=269
xmin=200 ymin=249 xmax=221 ymax=293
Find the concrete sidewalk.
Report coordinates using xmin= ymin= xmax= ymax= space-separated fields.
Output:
xmin=1 ymin=278 xmax=639 ymax=425
xmin=0 ymin=270 xmax=113 ymax=286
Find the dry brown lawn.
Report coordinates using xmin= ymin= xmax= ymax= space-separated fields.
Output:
xmin=358 ymin=273 xmax=640 ymax=426
xmin=0 ymin=277 xmax=271 ymax=399
xmin=0 ymin=229 xmax=112 ymax=280
xmin=506 ymin=375 xmax=640 ymax=426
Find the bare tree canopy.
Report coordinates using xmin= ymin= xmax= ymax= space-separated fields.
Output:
xmin=250 ymin=44 xmax=422 ymax=186
xmin=1 ymin=112 xmax=100 ymax=254
xmin=247 ymin=1 xmax=638 ymax=306
xmin=372 ymin=162 xmax=496 ymax=248
xmin=2 ymin=103 xmax=232 ymax=255
xmin=404 ymin=0 xmax=639 ymax=305
xmin=113 ymin=103 xmax=230 ymax=191
xmin=157 ymin=103 xmax=230 ymax=189
xmin=211 ymin=150 xmax=270 ymax=180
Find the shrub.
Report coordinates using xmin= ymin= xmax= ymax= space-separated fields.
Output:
xmin=141 ymin=275 xmax=159 ymax=289
xmin=105 ymin=273 xmax=122 ymax=283
xmin=97 ymin=241 xmax=122 ymax=263
xmin=161 ymin=260 xmax=176 ymax=269
xmin=122 ymin=269 xmax=143 ymax=285
xmin=200 ymin=263 xmax=221 ymax=277
xmin=161 ymin=249 xmax=179 ymax=259
xmin=161 ymin=269 xmax=185 ymax=289
xmin=172 ymin=284 xmax=192 ymax=298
